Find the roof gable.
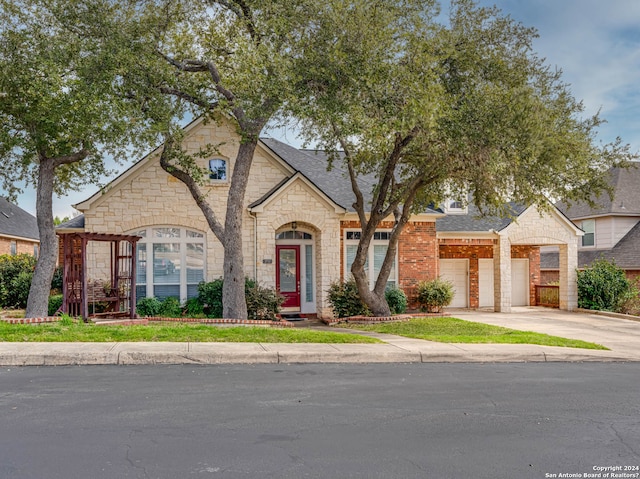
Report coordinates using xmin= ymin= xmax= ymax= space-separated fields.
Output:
xmin=557 ymin=163 xmax=640 ymax=219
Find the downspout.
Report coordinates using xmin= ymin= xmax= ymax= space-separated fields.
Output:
xmin=249 ymin=210 xmax=258 ymax=281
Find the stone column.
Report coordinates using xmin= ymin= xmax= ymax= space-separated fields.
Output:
xmin=493 ymin=235 xmax=512 ymax=312
xmin=559 ymin=241 xmax=578 ymax=311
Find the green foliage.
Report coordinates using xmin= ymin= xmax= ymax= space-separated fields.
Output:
xmin=159 ymin=297 xmax=182 ymax=318
xmin=385 ymin=287 xmax=408 ymax=314
xmin=197 ymin=278 xmax=283 ymax=320
xmin=136 ymin=297 xmax=163 ymax=317
xmin=48 ymin=294 xmax=64 ymax=316
xmin=0 ymin=254 xmax=37 ymax=308
xmin=245 ymin=283 xmax=284 ymax=321
xmin=327 ymin=279 xmax=370 ymax=318
xmin=50 ymin=266 xmax=64 ymax=293
xmin=577 ymin=259 xmax=632 ymax=312
xmin=184 ymin=297 xmax=205 ymax=317
xmin=417 ymin=278 xmax=455 ymax=313
xmin=197 ymin=279 xmax=224 ymax=318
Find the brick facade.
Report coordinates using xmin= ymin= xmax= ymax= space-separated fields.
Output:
xmin=0 ymin=236 xmax=39 ymax=257
xmin=439 ymin=242 xmax=494 ymax=309
xmin=340 ymin=219 xmax=439 ymax=307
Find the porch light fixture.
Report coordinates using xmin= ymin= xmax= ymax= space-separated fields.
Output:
xmin=291 ymin=221 xmax=298 ymax=230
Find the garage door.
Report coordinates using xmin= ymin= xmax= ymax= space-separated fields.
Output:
xmin=511 ymin=259 xmax=530 ymax=306
xmin=478 ymin=259 xmax=494 ymax=308
xmin=439 ymin=259 xmax=468 ymax=308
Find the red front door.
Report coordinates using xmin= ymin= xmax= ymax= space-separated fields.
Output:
xmin=276 ymin=245 xmax=300 ymax=308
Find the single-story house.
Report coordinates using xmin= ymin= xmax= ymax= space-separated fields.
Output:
xmin=0 ymin=197 xmax=39 ymax=257
xmin=57 ymin=117 xmax=583 ymax=317
xmin=541 ymin=164 xmax=640 ymax=283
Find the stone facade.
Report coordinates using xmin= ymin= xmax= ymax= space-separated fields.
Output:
xmin=67 ymin=118 xmax=583 ymax=316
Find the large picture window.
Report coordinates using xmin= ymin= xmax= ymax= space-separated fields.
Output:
xmin=132 ymin=227 xmax=205 ymax=302
xmin=344 ymin=230 xmax=397 ymax=289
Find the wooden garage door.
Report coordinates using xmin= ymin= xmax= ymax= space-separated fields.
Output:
xmin=439 ymin=259 xmax=468 ymax=308
xmin=511 ymin=259 xmax=530 ymax=306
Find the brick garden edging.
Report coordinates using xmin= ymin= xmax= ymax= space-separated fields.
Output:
xmin=145 ymin=317 xmax=295 ymax=328
xmin=0 ymin=316 xmax=63 ymax=324
xmin=322 ymin=312 xmax=445 ymax=326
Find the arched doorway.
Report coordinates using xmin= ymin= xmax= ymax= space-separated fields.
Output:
xmin=275 ymin=227 xmax=315 ymax=313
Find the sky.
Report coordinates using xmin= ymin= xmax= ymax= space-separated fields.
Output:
xmin=8 ymin=0 xmax=640 ymax=218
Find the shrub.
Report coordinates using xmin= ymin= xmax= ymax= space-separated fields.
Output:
xmin=385 ymin=287 xmax=408 ymax=314
xmin=327 ymin=278 xmax=370 ymax=318
xmin=417 ymin=278 xmax=454 ymax=312
xmin=50 ymin=266 xmax=64 ymax=293
xmin=197 ymin=278 xmax=282 ymax=319
xmin=48 ymin=294 xmax=64 ymax=316
xmin=136 ymin=297 xmax=163 ymax=317
xmin=184 ymin=297 xmax=205 ymax=317
xmin=246 ymin=283 xmax=284 ymax=320
xmin=159 ymin=297 xmax=182 ymax=317
xmin=197 ymin=278 xmax=224 ymax=318
xmin=577 ymin=259 xmax=632 ymax=312
xmin=0 ymin=254 xmax=37 ymax=308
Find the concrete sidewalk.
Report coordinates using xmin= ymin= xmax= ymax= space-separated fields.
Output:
xmin=2 ymin=308 xmax=639 ymax=366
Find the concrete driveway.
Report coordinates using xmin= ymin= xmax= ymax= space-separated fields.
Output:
xmin=452 ymin=307 xmax=640 ymax=357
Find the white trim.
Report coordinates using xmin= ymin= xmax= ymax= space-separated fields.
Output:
xmin=0 ymin=233 xmax=40 ymax=243
xmin=343 ymin=229 xmax=398 ymax=289
xmin=437 ymin=231 xmax=498 ymax=239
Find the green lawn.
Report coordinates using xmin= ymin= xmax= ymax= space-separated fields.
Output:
xmin=337 ymin=316 xmax=608 ymax=350
xmin=0 ymin=320 xmax=381 ymax=343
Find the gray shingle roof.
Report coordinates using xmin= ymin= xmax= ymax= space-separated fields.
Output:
xmin=435 ymin=203 xmax=526 ymax=232
xmin=57 ymin=215 xmax=85 ymax=229
xmin=260 ymin=137 xmax=440 ymax=214
xmin=0 ymin=197 xmax=39 ymax=241
xmin=556 ymin=163 xmax=640 ymax=218
xmin=541 ymin=220 xmax=640 ymax=270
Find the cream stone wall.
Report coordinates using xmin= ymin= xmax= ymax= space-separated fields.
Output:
xmin=252 ymin=178 xmax=343 ymax=318
xmin=81 ymin=117 xmax=291 ymax=286
xmin=498 ymin=205 xmax=581 ymax=311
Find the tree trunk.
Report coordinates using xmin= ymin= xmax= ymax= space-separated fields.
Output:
xmin=221 ymin=140 xmax=258 ymax=319
xmin=25 ymin=160 xmax=57 ymax=318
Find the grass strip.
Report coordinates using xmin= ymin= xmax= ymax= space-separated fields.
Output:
xmin=0 ymin=320 xmax=381 ymax=343
xmin=338 ymin=316 xmax=608 ymax=350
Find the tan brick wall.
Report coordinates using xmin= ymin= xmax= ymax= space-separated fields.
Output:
xmin=0 ymin=236 xmax=39 ymax=256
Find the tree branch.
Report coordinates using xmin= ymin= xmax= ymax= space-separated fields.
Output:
xmin=51 ymin=149 xmax=91 ymax=167
xmin=333 ymin=122 xmax=367 ymax=229
xmin=159 ymin=135 xmax=226 ymax=241
xmin=216 ymin=0 xmax=259 ymax=43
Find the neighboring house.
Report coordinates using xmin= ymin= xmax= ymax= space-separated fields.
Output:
xmin=0 ymin=197 xmax=39 ymax=257
xmin=57 ymin=117 xmax=583 ymax=316
xmin=541 ymin=164 xmax=640 ymax=283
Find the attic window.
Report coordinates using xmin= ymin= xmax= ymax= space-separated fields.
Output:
xmin=209 ymin=159 xmax=227 ymax=181
xmin=444 ymin=199 xmax=467 ymax=214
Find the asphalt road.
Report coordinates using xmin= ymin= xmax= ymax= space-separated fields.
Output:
xmin=1 ymin=364 xmax=639 ymax=479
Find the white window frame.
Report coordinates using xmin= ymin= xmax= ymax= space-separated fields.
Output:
xmin=208 ymin=158 xmax=228 ymax=183
xmin=344 ymin=230 xmax=398 ymax=289
xmin=131 ymin=226 xmax=206 ymax=302
xmin=444 ymin=198 xmax=468 ymax=215
xmin=10 ymin=241 xmax=16 ymax=256
xmin=581 ymin=219 xmax=595 ymax=248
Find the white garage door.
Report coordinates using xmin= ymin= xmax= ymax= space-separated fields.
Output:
xmin=439 ymin=259 xmax=468 ymax=308
xmin=478 ymin=259 xmax=494 ymax=308
xmin=511 ymin=259 xmax=530 ymax=306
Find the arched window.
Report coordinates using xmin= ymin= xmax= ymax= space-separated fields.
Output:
xmin=209 ymin=159 xmax=227 ymax=181
xmin=132 ymin=227 xmax=205 ymax=302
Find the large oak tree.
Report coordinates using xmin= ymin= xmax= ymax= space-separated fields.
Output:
xmin=0 ymin=0 xmax=162 ymax=317
xmin=291 ymin=0 xmax=635 ymax=316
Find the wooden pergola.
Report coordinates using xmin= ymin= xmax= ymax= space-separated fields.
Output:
xmin=57 ymin=232 xmax=141 ymax=320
